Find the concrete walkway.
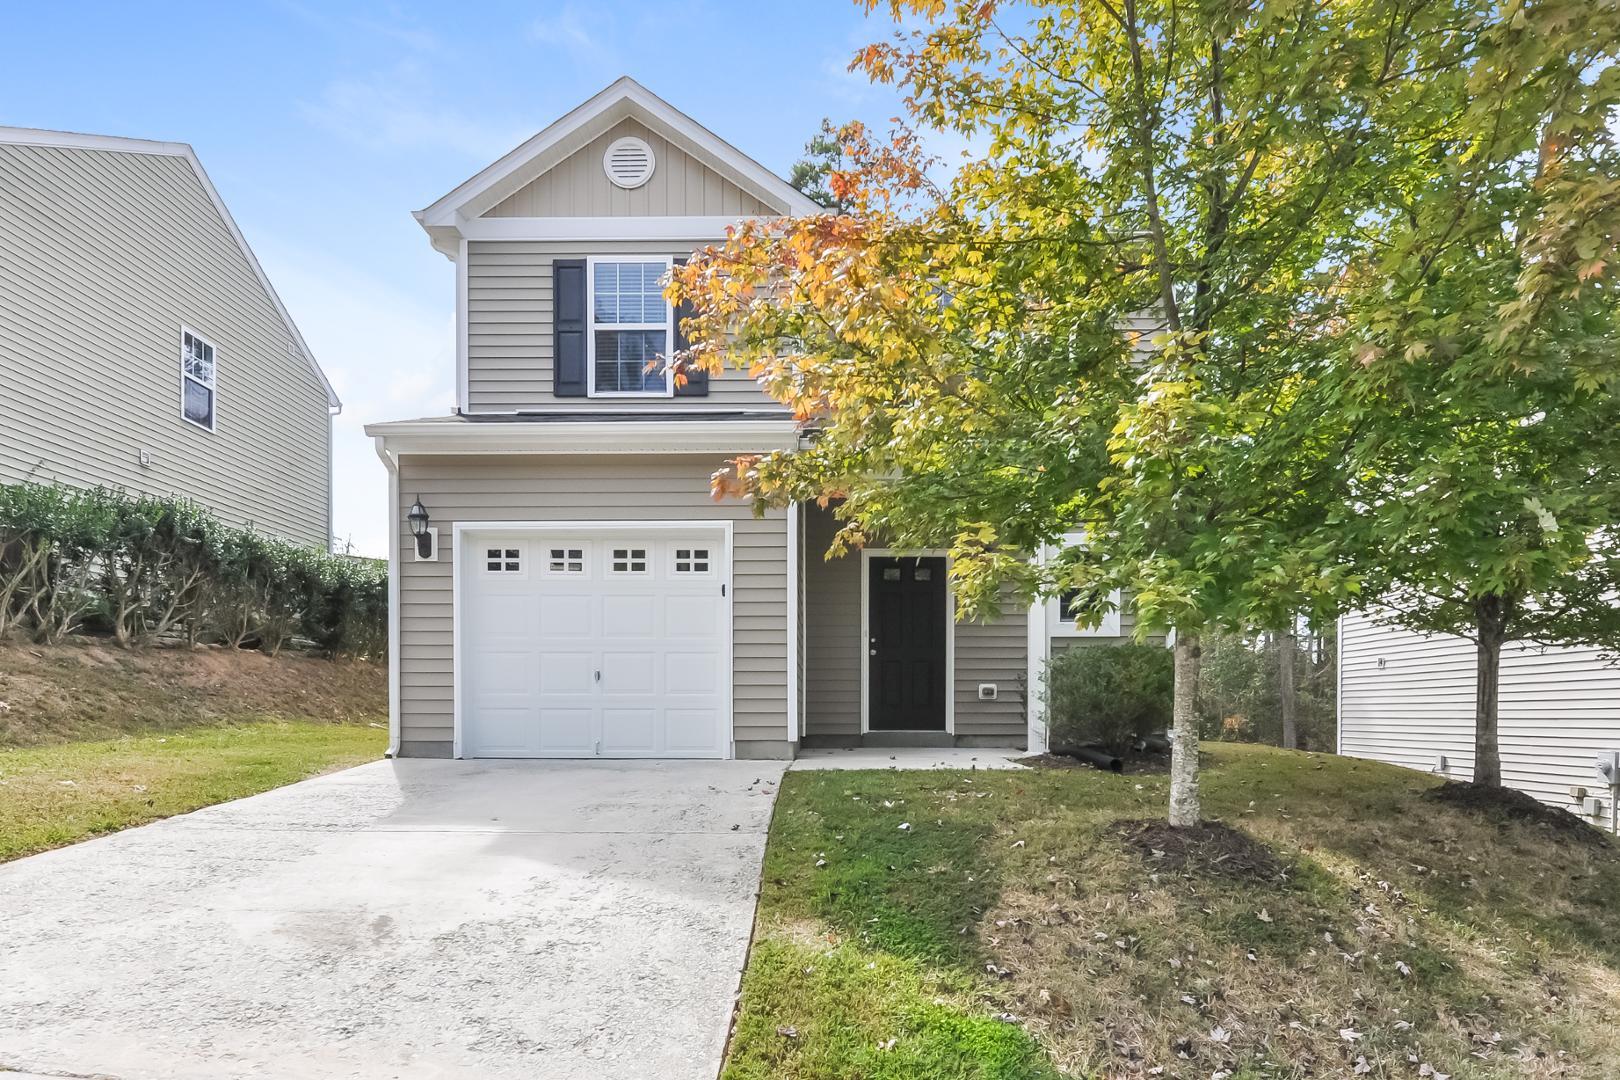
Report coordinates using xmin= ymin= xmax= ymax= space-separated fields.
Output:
xmin=791 ymin=746 xmax=1031 ymax=771
xmin=0 ymin=758 xmax=785 ymax=1080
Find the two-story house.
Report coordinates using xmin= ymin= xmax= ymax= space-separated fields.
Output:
xmin=0 ymin=127 xmax=340 ymax=549
xmin=367 ymin=78 xmax=1132 ymax=760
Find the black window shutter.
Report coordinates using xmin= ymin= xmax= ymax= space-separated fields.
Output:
xmin=671 ymin=257 xmax=708 ymax=397
xmin=553 ymin=258 xmax=587 ymax=397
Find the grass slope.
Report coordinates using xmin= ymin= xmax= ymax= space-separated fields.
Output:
xmin=727 ymin=744 xmax=1620 ymax=1079
xmin=0 ymin=723 xmax=386 ymax=860
xmin=0 ymin=640 xmax=388 ymax=860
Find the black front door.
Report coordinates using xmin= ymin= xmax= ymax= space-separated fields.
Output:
xmin=868 ymin=556 xmax=948 ymax=731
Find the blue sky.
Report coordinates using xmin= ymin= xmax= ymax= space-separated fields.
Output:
xmin=0 ymin=1 xmax=913 ymax=556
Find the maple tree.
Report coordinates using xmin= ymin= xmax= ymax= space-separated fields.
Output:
xmin=1328 ymin=1 xmax=1620 ymax=786
xmin=672 ymin=0 xmax=1620 ymax=822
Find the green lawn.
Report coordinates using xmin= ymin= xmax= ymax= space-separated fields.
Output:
xmin=0 ymin=722 xmax=386 ymax=861
xmin=726 ymin=744 xmax=1620 ymax=1079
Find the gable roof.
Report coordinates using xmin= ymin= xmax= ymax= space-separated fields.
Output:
xmin=414 ymin=76 xmax=822 ymax=246
xmin=0 ymin=126 xmax=340 ymax=411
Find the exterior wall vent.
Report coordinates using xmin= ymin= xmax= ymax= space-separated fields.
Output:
xmin=603 ymin=136 xmax=655 ymax=189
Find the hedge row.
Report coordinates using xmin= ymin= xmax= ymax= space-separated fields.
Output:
xmin=0 ymin=483 xmax=385 ymax=659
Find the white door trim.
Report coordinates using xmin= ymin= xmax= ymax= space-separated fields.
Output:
xmin=786 ymin=502 xmax=801 ymax=743
xmin=452 ymin=519 xmax=735 ymax=760
xmin=859 ymin=549 xmax=955 ymax=736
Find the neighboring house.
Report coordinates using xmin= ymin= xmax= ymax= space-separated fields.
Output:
xmin=366 ymin=77 xmax=1134 ymax=760
xmin=0 ymin=127 xmax=340 ymax=549
xmin=1339 ymin=609 xmax=1620 ymax=832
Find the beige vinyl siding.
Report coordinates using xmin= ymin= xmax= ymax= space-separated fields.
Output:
xmin=395 ymin=454 xmax=788 ymax=755
xmin=0 ymin=143 xmax=330 ymax=547
xmin=1340 ymin=609 xmax=1620 ymax=831
xmin=955 ymin=588 xmax=1028 ymax=740
xmin=801 ymin=501 xmax=1028 ymax=743
xmin=803 ymin=500 xmax=862 ymax=737
xmin=484 ymin=118 xmax=778 ymax=219
xmin=466 ymin=239 xmax=786 ymax=413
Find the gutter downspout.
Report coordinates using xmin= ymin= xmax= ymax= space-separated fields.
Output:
xmin=373 ymin=436 xmax=402 ymax=758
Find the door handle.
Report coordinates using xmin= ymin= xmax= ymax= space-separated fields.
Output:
xmin=869 ymin=649 xmax=877 ymax=656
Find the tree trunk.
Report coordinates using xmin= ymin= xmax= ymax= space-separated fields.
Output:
xmin=1279 ymin=625 xmax=1298 ymax=750
xmin=1473 ymin=594 xmax=1510 ymax=788
xmin=1169 ymin=633 xmax=1202 ymax=827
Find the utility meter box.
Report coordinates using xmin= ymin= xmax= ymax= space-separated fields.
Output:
xmin=1596 ymin=750 xmax=1620 ymax=787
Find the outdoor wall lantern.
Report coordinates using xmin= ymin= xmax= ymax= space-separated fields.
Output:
xmin=407 ymin=496 xmax=433 ymax=559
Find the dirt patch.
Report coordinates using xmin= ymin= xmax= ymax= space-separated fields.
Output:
xmin=1425 ymin=780 xmax=1612 ymax=847
xmin=1108 ymin=818 xmax=1287 ymax=881
xmin=0 ymin=639 xmax=385 ymax=747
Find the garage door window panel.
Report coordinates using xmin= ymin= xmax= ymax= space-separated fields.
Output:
xmin=545 ymin=545 xmax=588 ymax=576
xmin=484 ymin=547 xmax=524 ymax=575
xmin=610 ymin=547 xmax=649 ymax=575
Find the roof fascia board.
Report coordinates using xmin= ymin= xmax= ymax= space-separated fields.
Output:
xmin=415 ymin=77 xmax=821 ymax=230
xmin=364 ymin=418 xmax=802 ymax=456
xmin=0 ymin=126 xmax=341 ymax=411
xmin=457 ymin=216 xmax=744 ymax=243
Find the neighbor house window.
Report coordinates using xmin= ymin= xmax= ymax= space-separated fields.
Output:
xmin=1046 ymin=531 xmax=1122 ymax=637
xmin=180 ymin=327 xmax=216 ymax=431
xmin=589 ymin=258 xmax=672 ymax=396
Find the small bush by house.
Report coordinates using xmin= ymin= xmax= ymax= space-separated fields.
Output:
xmin=1045 ymin=641 xmax=1173 ymax=752
xmin=0 ymin=483 xmax=385 ymax=658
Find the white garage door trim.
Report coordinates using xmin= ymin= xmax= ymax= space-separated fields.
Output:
xmin=452 ymin=520 xmax=735 ymax=759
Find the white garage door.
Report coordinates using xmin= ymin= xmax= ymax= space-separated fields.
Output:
xmin=459 ymin=529 xmax=730 ymax=758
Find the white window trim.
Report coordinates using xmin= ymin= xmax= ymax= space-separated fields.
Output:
xmin=607 ymin=544 xmax=652 ymax=576
xmin=480 ymin=544 xmax=527 ymax=578
xmin=1045 ymin=531 xmax=1122 ymax=637
xmin=586 ymin=255 xmax=676 ymax=399
xmin=671 ymin=543 xmax=715 ymax=577
xmin=542 ymin=543 xmax=589 ymax=577
xmin=179 ymin=325 xmax=218 ymax=433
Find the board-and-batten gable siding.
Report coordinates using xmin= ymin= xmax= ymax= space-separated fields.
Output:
xmin=1340 ymin=608 xmax=1620 ymax=828
xmin=483 ymin=118 xmax=777 ymax=219
xmin=465 ymin=239 xmax=788 ymax=413
xmin=801 ymin=500 xmax=1028 ymax=742
xmin=395 ymin=454 xmax=789 ymax=755
xmin=0 ymin=143 xmax=330 ymax=547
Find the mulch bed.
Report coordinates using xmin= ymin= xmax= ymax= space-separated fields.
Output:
xmin=1425 ymin=781 xmax=1612 ymax=847
xmin=1108 ymin=819 xmax=1288 ymax=882
xmin=1017 ymin=749 xmax=1219 ymax=775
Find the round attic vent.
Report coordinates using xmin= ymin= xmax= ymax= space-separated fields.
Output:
xmin=603 ymin=136 xmax=655 ymax=189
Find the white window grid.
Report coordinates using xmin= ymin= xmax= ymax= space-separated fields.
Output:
xmin=672 ymin=546 xmax=713 ymax=575
xmin=483 ymin=546 xmax=523 ymax=574
xmin=544 ymin=545 xmax=588 ymax=576
xmin=179 ymin=326 xmax=217 ymax=432
xmin=609 ymin=546 xmax=650 ymax=575
xmin=586 ymin=256 xmax=674 ymax=398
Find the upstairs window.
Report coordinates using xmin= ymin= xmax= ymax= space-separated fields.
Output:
xmin=589 ymin=259 xmax=671 ymax=396
xmin=180 ymin=327 xmax=216 ymax=431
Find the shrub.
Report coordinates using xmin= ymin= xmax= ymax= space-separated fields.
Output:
xmin=1045 ymin=642 xmax=1174 ymax=753
xmin=0 ymin=482 xmax=386 ymax=659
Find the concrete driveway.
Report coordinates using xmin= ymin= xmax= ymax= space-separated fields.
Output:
xmin=0 ymin=758 xmax=786 ymax=1080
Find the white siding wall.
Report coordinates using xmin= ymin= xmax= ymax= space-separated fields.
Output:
xmin=1340 ymin=609 xmax=1620 ymax=831
xmin=0 ymin=143 xmax=332 ymax=547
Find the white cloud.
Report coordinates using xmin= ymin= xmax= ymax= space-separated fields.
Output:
xmin=529 ymin=7 xmax=606 ymax=59
xmin=255 ymin=239 xmax=454 ymax=558
xmin=299 ymin=66 xmax=531 ymax=161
